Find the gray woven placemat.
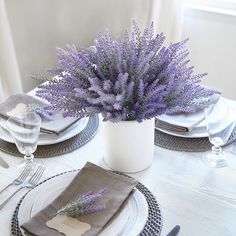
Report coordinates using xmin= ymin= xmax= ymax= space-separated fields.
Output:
xmin=11 ymin=170 xmax=162 ymax=236
xmin=155 ymin=125 xmax=236 ymax=152
xmin=0 ymin=115 xmax=99 ymax=158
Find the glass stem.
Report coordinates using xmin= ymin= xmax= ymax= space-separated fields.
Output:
xmin=212 ymin=145 xmax=222 ymax=156
xmin=24 ymin=153 xmax=34 ymax=162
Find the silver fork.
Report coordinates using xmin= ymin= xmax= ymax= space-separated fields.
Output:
xmin=0 ymin=164 xmax=32 ymax=194
xmin=0 ymin=165 xmax=45 ymax=210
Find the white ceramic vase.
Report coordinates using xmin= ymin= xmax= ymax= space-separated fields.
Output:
xmin=102 ymin=118 xmax=155 ymax=173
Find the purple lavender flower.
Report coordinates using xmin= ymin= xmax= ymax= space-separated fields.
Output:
xmin=27 ymin=104 xmax=53 ymax=120
xmin=36 ymin=20 xmax=220 ymax=122
xmin=57 ymin=188 xmax=108 ymax=218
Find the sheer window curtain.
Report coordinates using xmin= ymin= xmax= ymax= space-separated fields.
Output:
xmin=0 ymin=0 xmax=22 ymax=103
xmin=0 ymin=0 xmax=184 ymax=103
xmin=152 ymin=0 xmax=185 ymax=44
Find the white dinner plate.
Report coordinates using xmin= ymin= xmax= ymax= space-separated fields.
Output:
xmin=0 ymin=117 xmax=89 ymax=145
xmin=18 ymin=171 xmax=148 ymax=236
xmin=156 ymin=98 xmax=234 ymax=138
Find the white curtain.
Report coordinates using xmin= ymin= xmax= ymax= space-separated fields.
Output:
xmin=0 ymin=0 xmax=184 ymax=103
xmin=152 ymin=0 xmax=185 ymax=44
xmin=0 ymin=0 xmax=22 ymax=103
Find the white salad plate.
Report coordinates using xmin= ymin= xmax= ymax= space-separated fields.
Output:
xmin=156 ymin=98 xmax=235 ymax=138
xmin=0 ymin=117 xmax=89 ymax=146
xmin=18 ymin=171 xmax=148 ymax=236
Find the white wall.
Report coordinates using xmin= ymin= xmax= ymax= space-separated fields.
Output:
xmin=4 ymin=0 xmax=153 ymax=92
xmin=182 ymin=4 xmax=236 ymax=100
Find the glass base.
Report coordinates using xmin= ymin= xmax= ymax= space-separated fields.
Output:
xmin=17 ymin=158 xmax=37 ymax=172
xmin=203 ymin=152 xmax=227 ymax=168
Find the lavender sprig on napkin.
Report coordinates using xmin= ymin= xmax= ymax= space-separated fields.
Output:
xmin=27 ymin=104 xmax=53 ymax=120
xmin=57 ymin=188 xmax=108 ymax=217
xmin=0 ymin=94 xmax=81 ymax=135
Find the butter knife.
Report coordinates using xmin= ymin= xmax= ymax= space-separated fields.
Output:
xmin=167 ymin=225 xmax=180 ymax=236
xmin=0 ymin=156 xmax=9 ymax=168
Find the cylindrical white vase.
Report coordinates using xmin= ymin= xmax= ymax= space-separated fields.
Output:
xmin=102 ymin=118 xmax=155 ymax=173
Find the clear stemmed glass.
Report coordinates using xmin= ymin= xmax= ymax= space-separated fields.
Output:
xmin=6 ymin=112 xmax=41 ymax=170
xmin=203 ymin=102 xmax=235 ymax=168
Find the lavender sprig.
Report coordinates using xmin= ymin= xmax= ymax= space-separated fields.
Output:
xmin=57 ymin=188 xmax=108 ymax=218
xmin=27 ymin=104 xmax=53 ymax=120
xmin=36 ymin=20 xmax=220 ymax=122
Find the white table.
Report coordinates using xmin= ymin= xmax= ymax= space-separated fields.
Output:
xmin=0 ymin=122 xmax=236 ymax=236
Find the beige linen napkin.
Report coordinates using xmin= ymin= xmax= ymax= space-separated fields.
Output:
xmin=21 ymin=162 xmax=137 ymax=236
xmin=155 ymin=111 xmax=205 ymax=133
xmin=155 ymin=119 xmax=190 ymax=133
xmin=0 ymin=94 xmax=80 ymax=135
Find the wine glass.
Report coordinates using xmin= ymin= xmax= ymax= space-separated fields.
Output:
xmin=6 ymin=112 xmax=41 ymax=170
xmin=203 ymin=102 xmax=235 ymax=168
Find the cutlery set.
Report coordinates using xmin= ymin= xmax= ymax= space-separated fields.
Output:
xmin=0 ymin=164 xmax=45 ymax=210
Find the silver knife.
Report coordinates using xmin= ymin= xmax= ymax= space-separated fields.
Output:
xmin=167 ymin=225 xmax=180 ymax=236
xmin=0 ymin=156 xmax=9 ymax=168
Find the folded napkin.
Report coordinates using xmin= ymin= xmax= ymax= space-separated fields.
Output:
xmin=0 ymin=94 xmax=80 ymax=135
xmin=21 ymin=162 xmax=137 ymax=236
xmin=155 ymin=111 xmax=205 ymax=133
xmin=156 ymin=94 xmax=221 ymax=133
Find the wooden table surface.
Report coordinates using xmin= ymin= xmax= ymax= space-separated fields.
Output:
xmin=0 ymin=121 xmax=236 ymax=236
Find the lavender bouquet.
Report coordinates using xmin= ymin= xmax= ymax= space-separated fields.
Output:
xmin=36 ymin=21 xmax=220 ymax=122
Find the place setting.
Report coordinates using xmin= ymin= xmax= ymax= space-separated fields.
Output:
xmin=155 ymin=97 xmax=236 ymax=166
xmin=11 ymin=162 xmax=162 ymax=236
xmin=0 ymin=93 xmax=100 ymax=160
